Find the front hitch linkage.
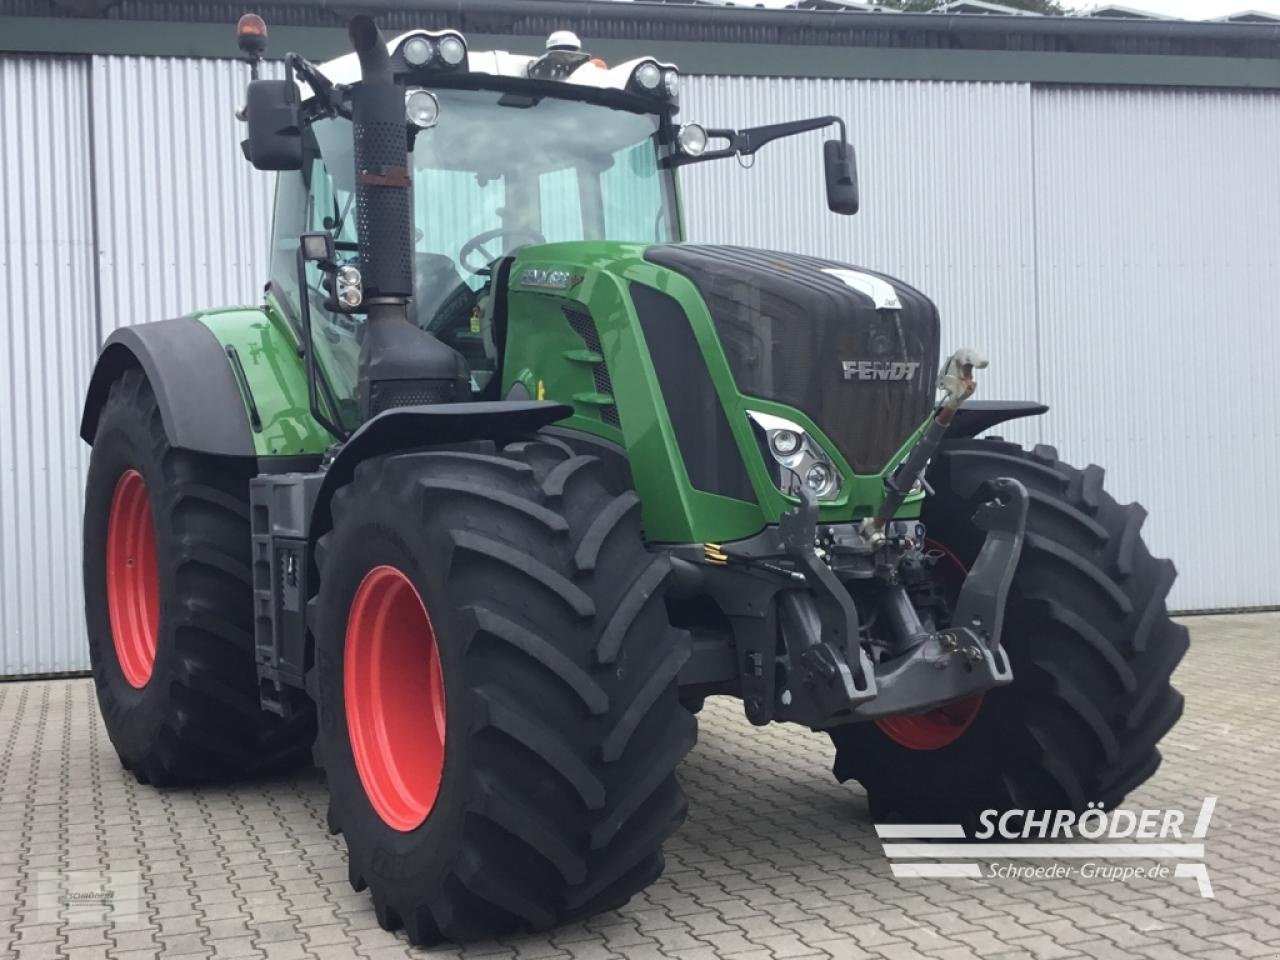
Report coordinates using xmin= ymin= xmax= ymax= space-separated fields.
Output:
xmin=772 ymin=348 xmax=1029 ymax=728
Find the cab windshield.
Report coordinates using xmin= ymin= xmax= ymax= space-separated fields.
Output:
xmin=269 ymin=87 xmax=679 ymax=421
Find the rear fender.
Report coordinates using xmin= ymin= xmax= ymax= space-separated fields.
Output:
xmin=80 ymin=318 xmax=256 ymax=457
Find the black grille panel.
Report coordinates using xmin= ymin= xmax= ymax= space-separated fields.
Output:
xmin=644 ymin=245 xmax=940 ymax=475
xmin=562 ymin=305 xmax=621 ymax=430
xmin=630 ymin=282 xmax=756 ymax=504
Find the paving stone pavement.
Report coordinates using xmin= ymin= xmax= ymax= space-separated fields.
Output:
xmin=1 ymin=613 xmax=1278 ymax=960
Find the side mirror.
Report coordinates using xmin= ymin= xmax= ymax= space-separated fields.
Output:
xmin=241 ymin=79 xmax=302 ymax=171
xmin=823 ymin=140 xmax=859 ymax=216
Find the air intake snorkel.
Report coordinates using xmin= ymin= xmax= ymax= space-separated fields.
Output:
xmin=347 ymin=15 xmax=469 ymax=419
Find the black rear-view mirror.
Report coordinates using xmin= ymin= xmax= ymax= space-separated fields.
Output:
xmin=241 ymin=79 xmax=302 ymax=171
xmin=823 ymin=139 xmax=859 ymax=216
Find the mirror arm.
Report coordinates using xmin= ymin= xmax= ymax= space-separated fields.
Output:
xmin=672 ymin=116 xmax=849 ymax=167
xmin=286 ymin=53 xmax=350 ymax=120
xmin=737 ymin=115 xmax=844 ymax=155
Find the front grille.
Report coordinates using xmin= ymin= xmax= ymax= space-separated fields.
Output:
xmin=644 ymin=245 xmax=940 ymax=475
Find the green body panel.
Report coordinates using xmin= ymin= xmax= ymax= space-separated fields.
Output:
xmin=186 ymin=241 xmax=926 ymax=537
xmin=503 ymin=241 xmax=926 ymax=545
xmin=193 ymin=300 xmax=332 ymax=458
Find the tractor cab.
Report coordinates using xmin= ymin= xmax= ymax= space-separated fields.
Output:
xmin=268 ymin=63 xmax=681 ymax=419
xmin=240 ymin=17 xmax=858 ymax=432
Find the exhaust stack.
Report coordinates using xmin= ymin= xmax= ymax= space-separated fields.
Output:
xmin=347 ymin=16 xmax=469 ymax=419
xmin=348 ymin=15 xmax=413 ymax=302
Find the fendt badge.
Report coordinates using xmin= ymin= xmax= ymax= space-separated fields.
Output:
xmin=519 ymin=268 xmax=583 ymax=291
xmin=842 ymin=360 xmax=922 ymax=382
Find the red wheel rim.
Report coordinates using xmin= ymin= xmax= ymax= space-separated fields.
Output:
xmin=344 ymin=566 xmax=447 ymax=832
xmin=105 ymin=469 xmax=160 ymax=688
xmin=875 ymin=538 xmax=984 ymax=751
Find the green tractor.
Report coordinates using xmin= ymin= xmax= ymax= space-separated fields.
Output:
xmin=80 ymin=14 xmax=1187 ymax=943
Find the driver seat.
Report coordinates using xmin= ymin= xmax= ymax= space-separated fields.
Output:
xmin=411 ymin=252 xmax=467 ymax=329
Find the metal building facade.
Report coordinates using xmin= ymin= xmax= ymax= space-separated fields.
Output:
xmin=0 ymin=56 xmax=98 ymax=677
xmin=0 ymin=52 xmax=1276 ymax=674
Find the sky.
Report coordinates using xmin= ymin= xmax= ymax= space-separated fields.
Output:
xmin=1092 ymin=0 xmax=1280 ymax=16
xmin=727 ymin=0 xmax=1280 ymax=17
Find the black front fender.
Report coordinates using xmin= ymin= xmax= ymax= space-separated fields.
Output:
xmin=945 ymin=400 xmax=1048 ymax=439
xmin=310 ymin=400 xmax=573 ymax=536
xmin=80 ymin=318 xmax=255 ymax=457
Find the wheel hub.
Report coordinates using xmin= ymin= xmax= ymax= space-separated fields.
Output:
xmin=105 ymin=469 xmax=159 ymax=688
xmin=344 ymin=566 xmax=447 ymax=832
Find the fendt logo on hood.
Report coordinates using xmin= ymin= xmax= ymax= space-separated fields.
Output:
xmin=519 ymin=268 xmax=583 ymax=291
xmin=842 ymin=360 xmax=922 ymax=382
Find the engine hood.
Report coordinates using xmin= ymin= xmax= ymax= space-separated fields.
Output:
xmin=642 ymin=244 xmax=940 ymax=476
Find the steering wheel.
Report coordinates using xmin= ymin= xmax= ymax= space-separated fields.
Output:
xmin=459 ymin=227 xmax=545 ymax=275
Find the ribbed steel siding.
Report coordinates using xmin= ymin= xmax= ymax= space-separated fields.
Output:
xmin=1032 ymin=86 xmax=1280 ymax=610
xmin=92 ymin=56 xmax=278 ymax=334
xmin=681 ymin=76 xmax=1041 ymax=410
xmin=1 ymin=64 xmax=1276 ymax=677
xmin=0 ymin=56 xmax=97 ymax=675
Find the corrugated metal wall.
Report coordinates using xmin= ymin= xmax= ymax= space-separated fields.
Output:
xmin=1030 ymin=86 xmax=1280 ymax=611
xmin=0 ymin=56 xmax=97 ymax=676
xmin=0 ymin=55 xmax=277 ymax=675
xmin=92 ymin=56 xmax=278 ymax=334
xmin=0 ymin=56 xmax=1276 ymax=674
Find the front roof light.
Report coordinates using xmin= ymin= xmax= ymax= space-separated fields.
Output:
xmin=438 ymin=34 xmax=466 ymax=66
xmin=405 ymin=88 xmax=439 ymax=129
xmin=633 ymin=61 xmax=662 ymax=92
xmin=402 ymin=35 xmax=433 ymax=67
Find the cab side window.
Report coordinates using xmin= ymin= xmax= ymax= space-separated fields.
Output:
xmin=266 ymin=133 xmax=361 ymax=424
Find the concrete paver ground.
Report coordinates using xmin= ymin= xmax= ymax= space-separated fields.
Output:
xmin=1 ymin=613 xmax=1277 ymax=959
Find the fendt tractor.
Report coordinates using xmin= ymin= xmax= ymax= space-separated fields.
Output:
xmin=80 ymin=13 xmax=1188 ymax=943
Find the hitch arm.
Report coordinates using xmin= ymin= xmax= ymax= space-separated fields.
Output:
xmin=869 ymin=347 xmax=989 ymax=532
xmin=944 ymin=476 xmax=1029 ymax=654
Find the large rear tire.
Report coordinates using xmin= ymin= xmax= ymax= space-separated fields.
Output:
xmin=312 ymin=439 xmax=695 ymax=944
xmin=83 ymin=368 xmax=314 ymax=785
xmin=830 ymin=438 xmax=1188 ymax=824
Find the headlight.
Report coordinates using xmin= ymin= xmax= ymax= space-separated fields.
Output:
xmin=677 ymin=123 xmax=708 ymax=157
xmin=663 ymin=69 xmax=680 ymax=97
xmin=805 ymin=463 xmax=836 ymax=499
xmin=405 ymin=88 xmax=439 ymax=129
xmin=746 ymin=411 xmax=843 ymax=502
xmin=771 ymin=429 xmax=801 ymax=457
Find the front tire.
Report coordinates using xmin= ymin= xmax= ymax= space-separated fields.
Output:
xmin=83 ymin=368 xmax=314 ymax=785
xmin=312 ymin=439 xmax=695 ymax=943
xmin=831 ymin=438 xmax=1188 ymax=824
